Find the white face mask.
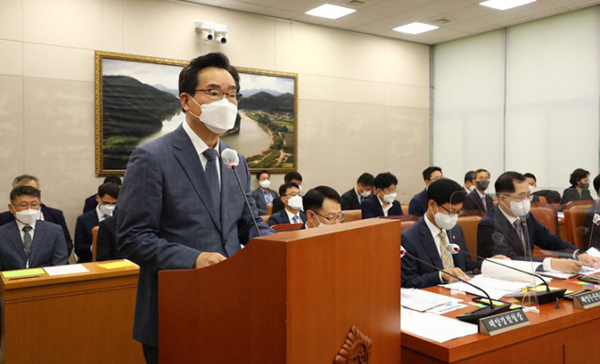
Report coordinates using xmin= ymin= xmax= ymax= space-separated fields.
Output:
xmin=15 ymin=208 xmax=40 ymax=225
xmin=383 ymin=192 xmax=397 ymax=203
xmin=469 ymin=185 xmax=476 ymax=192
xmin=259 ymin=180 xmax=271 ymax=189
xmin=100 ymin=204 xmax=116 ymax=217
xmin=510 ymin=198 xmax=530 ymax=217
xmin=434 ymin=206 xmax=458 ymax=230
xmin=188 ymin=96 xmax=238 ymax=135
xmin=528 ymin=185 xmax=536 ymax=194
xmin=287 ymin=195 xmax=303 ymax=211
xmin=360 ymin=190 xmax=371 ymax=198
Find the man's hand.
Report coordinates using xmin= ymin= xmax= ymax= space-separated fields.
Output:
xmin=551 ymin=258 xmax=583 ymax=273
xmin=490 ymin=255 xmax=510 ymax=260
xmin=577 ymin=253 xmax=600 ymax=268
xmin=195 ymin=252 xmax=226 ymax=269
xmin=441 ymin=267 xmax=471 ymax=283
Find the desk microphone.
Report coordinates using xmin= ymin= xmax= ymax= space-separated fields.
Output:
xmin=401 ymin=246 xmax=510 ymax=324
xmin=222 ymin=148 xmax=261 ymax=237
xmin=446 ymin=243 xmax=565 ymax=304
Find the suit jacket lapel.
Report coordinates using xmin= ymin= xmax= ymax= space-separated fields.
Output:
xmin=29 ymin=222 xmax=45 ymax=266
xmin=172 ymin=126 xmax=222 ymax=231
xmin=7 ymin=222 xmax=27 ymax=264
xmin=418 ymin=220 xmax=444 ymax=268
xmin=494 ymin=207 xmax=525 ymax=256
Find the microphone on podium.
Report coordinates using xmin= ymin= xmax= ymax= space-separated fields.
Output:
xmin=445 ymin=243 xmax=565 ymax=304
xmin=222 ymin=148 xmax=261 ymax=237
xmin=400 ymin=245 xmax=510 ymax=323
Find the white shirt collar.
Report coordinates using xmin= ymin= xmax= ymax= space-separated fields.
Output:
xmin=15 ymin=217 xmax=37 ymax=232
xmin=354 ymin=187 xmax=362 ymax=202
xmin=499 ymin=204 xmax=520 ymax=225
xmin=476 ymin=188 xmax=486 ymax=199
xmin=182 ymin=120 xmax=219 ymax=157
xmin=96 ymin=205 xmax=110 ymax=222
xmin=424 ymin=213 xmax=442 ymax=239
xmin=284 ymin=207 xmax=301 ymax=223
xmin=378 ymin=196 xmax=393 ymax=216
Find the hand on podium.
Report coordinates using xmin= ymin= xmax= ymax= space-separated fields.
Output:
xmin=195 ymin=252 xmax=227 ymax=268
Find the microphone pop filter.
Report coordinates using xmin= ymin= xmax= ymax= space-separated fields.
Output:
xmin=222 ymin=148 xmax=239 ymax=169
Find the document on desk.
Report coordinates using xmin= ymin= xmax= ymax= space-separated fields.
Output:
xmin=401 ymin=308 xmax=478 ymax=343
xmin=401 ymin=288 xmax=463 ymax=312
xmin=44 ymin=264 xmax=89 ymax=276
xmin=441 ymin=275 xmax=532 ymax=300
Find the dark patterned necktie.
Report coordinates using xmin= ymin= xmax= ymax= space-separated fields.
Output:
xmin=202 ymin=148 xmax=221 ymax=215
xmin=23 ymin=225 xmax=33 ymax=256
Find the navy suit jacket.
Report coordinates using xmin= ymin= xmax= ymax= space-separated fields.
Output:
xmin=83 ymin=194 xmax=97 ymax=214
xmin=401 ymin=217 xmax=481 ymax=288
xmin=463 ymin=189 xmax=493 ymax=213
xmin=0 ymin=220 xmax=68 ymax=270
xmin=361 ymin=195 xmax=403 ymax=219
xmin=251 ymin=187 xmax=279 ymax=215
xmin=0 ymin=204 xmax=72 ymax=255
xmin=408 ymin=189 xmax=428 ymax=217
xmin=74 ymin=209 xmax=100 ymax=263
xmin=117 ymin=125 xmax=274 ymax=347
xmin=96 ymin=211 xmax=125 ymax=262
xmin=341 ymin=188 xmax=361 ymax=211
xmin=477 ymin=205 xmax=577 ymax=261
xmin=267 ymin=209 xmax=307 ymax=226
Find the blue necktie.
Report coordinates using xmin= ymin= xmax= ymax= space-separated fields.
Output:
xmin=202 ymin=148 xmax=221 ymax=215
xmin=292 ymin=215 xmax=299 ymax=224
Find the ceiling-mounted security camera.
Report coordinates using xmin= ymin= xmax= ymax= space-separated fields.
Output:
xmin=215 ymin=24 xmax=228 ymax=44
xmin=194 ymin=20 xmax=215 ymax=42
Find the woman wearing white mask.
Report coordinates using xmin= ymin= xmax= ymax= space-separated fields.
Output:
xmin=361 ymin=172 xmax=404 ymax=219
xmin=251 ymin=170 xmax=279 ymax=216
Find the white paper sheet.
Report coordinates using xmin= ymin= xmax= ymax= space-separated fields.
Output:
xmin=44 ymin=264 xmax=89 ymax=276
xmin=401 ymin=288 xmax=463 ymax=312
xmin=401 ymin=308 xmax=478 ymax=343
xmin=482 ymin=259 xmax=544 ymax=284
xmin=441 ymin=275 xmax=532 ymax=300
xmin=586 ymin=247 xmax=600 ymax=258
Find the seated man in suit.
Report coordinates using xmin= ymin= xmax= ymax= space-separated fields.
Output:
xmin=401 ymin=179 xmax=482 ymax=288
xmin=272 ymin=171 xmax=303 ymax=214
xmin=464 ymin=170 xmax=475 ymax=194
xmin=409 ymin=166 xmax=443 ymax=217
xmin=524 ymin=172 xmax=541 ymax=203
xmin=251 ymin=170 xmax=279 ymax=215
xmin=304 ymin=186 xmax=344 ymax=228
xmin=96 ymin=210 xmax=126 ymax=261
xmin=75 ymin=182 xmax=119 ymax=263
xmin=0 ymin=185 xmax=68 ymax=270
xmin=82 ymin=176 xmax=121 ymax=214
xmin=477 ymin=171 xmax=600 ymax=273
xmin=361 ymin=172 xmax=403 ymax=219
xmin=0 ymin=174 xmax=72 ymax=256
xmin=267 ymin=182 xmax=306 ymax=226
xmin=341 ymin=173 xmax=374 ymax=211
xmin=463 ymin=168 xmax=493 ymax=213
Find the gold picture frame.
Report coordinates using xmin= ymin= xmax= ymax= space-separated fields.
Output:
xmin=95 ymin=51 xmax=298 ymax=176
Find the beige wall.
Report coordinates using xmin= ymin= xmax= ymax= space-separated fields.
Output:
xmin=0 ymin=0 xmax=430 ymax=236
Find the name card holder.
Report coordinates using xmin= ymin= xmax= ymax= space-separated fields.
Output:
xmin=478 ymin=310 xmax=530 ymax=336
xmin=573 ymin=290 xmax=600 ymax=309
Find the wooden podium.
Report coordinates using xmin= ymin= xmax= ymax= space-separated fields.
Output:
xmin=159 ymin=219 xmax=402 ymax=363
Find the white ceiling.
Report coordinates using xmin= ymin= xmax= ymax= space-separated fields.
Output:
xmin=175 ymin=0 xmax=600 ymax=44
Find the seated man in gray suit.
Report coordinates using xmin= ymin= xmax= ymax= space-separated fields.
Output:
xmin=117 ymin=52 xmax=274 ymax=364
xmin=251 ymin=170 xmax=279 ymax=215
xmin=0 ymin=185 xmax=68 ymax=270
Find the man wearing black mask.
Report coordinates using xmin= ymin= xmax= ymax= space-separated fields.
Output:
xmin=463 ymin=168 xmax=493 ymax=213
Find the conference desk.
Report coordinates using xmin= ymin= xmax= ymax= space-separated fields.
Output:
xmin=0 ymin=261 xmax=144 ymax=364
xmin=402 ymin=279 xmax=600 ymax=364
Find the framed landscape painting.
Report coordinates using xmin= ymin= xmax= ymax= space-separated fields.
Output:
xmin=95 ymin=51 xmax=298 ymax=176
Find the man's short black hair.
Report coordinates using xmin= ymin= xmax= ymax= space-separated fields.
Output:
xmin=475 ymin=168 xmax=489 ymax=178
xmin=594 ymin=175 xmax=600 ymax=193
xmin=98 ymin=182 xmax=120 ymax=199
xmin=357 ymin=173 xmax=374 ymax=187
xmin=495 ymin=171 xmax=526 ymax=194
xmin=374 ymin=172 xmax=398 ymax=190
xmin=464 ymin=170 xmax=475 ymax=183
xmin=524 ymin=173 xmax=536 ymax=182
xmin=284 ymin=171 xmax=303 ymax=183
xmin=10 ymin=185 xmax=40 ymax=204
xmin=303 ymin=186 xmax=340 ymax=213
xmin=422 ymin=166 xmax=442 ymax=181
xmin=178 ymin=52 xmax=237 ymax=96
xmin=256 ymin=170 xmax=269 ymax=180
xmin=279 ymin=182 xmax=300 ymax=197
xmin=569 ymin=168 xmax=590 ymax=187
xmin=104 ymin=176 xmax=122 ymax=186
xmin=427 ymin=178 xmax=465 ymax=205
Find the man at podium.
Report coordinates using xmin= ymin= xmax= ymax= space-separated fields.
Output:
xmin=117 ymin=53 xmax=274 ymax=364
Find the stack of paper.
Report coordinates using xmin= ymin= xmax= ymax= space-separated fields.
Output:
xmin=401 ymin=288 xmax=463 ymax=312
xmin=401 ymin=308 xmax=478 ymax=343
